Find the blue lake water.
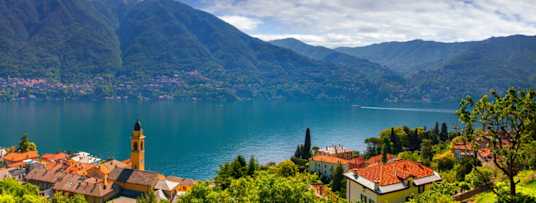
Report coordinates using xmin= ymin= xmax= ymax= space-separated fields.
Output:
xmin=0 ymin=101 xmax=459 ymax=179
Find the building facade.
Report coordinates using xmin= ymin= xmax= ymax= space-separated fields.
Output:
xmin=344 ymin=160 xmax=441 ymax=203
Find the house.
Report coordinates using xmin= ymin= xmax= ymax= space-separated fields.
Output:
xmin=309 ymin=155 xmax=349 ymax=178
xmin=155 ymin=179 xmax=179 ymax=201
xmin=64 ymin=161 xmax=96 ymax=176
xmin=316 ymin=145 xmax=354 ymax=160
xmin=165 ymin=176 xmax=196 ymax=196
xmin=53 ymin=174 xmax=117 ymax=203
xmin=3 ymin=151 xmax=39 ymax=168
xmin=25 ymin=166 xmax=66 ymax=191
xmin=344 ymin=160 xmax=441 ymax=203
xmin=71 ymin=152 xmax=101 ymax=164
xmin=41 ymin=153 xmax=69 ymax=162
xmin=451 ymin=143 xmax=493 ymax=161
xmin=108 ymin=168 xmax=164 ymax=195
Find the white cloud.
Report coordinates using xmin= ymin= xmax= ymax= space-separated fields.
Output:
xmin=218 ymin=15 xmax=262 ymax=31
xmin=202 ymin=0 xmax=536 ymax=47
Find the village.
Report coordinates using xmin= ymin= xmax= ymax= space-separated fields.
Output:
xmin=1 ymin=88 xmax=535 ymax=203
xmin=0 ymin=119 xmax=508 ymax=203
xmin=0 ymin=120 xmax=195 ymax=203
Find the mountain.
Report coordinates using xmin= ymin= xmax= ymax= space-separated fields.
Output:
xmin=336 ymin=40 xmax=472 ymax=75
xmin=337 ymin=35 xmax=536 ymax=102
xmin=0 ymin=0 xmax=401 ymax=102
xmin=0 ymin=0 xmax=122 ymax=77
xmin=270 ymin=38 xmax=404 ymax=83
xmin=401 ymin=35 xmax=536 ymax=102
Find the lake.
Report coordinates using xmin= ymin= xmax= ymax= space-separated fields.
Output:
xmin=0 ymin=101 xmax=459 ymax=179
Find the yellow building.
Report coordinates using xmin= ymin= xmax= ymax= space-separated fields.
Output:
xmin=131 ymin=120 xmax=145 ymax=171
xmin=344 ymin=160 xmax=441 ymax=203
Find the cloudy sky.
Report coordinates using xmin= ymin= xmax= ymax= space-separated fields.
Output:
xmin=180 ymin=0 xmax=536 ymax=48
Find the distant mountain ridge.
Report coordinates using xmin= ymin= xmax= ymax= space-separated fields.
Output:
xmin=272 ymin=35 xmax=536 ymax=103
xmin=0 ymin=0 xmax=402 ymax=102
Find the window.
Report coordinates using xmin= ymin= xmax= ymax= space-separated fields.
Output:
xmin=369 ymin=199 xmax=375 ymax=203
xmin=418 ymin=185 xmax=425 ymax=193
xmin=132 ymin=141 xmax=138 ymax=151
xmin=360 ymin=194 xmax=367 ymax=202
xmin=140 ymin=142 xmax=144 ymax=151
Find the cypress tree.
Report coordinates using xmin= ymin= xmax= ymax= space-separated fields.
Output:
xmin=304 ymin=128 xmax=312 ymax=159
xmin=420 ymin=139 xmax=433 ymax=165
xmin=330 ymin=164 xmax=346 ymax=194
xmin=382 ymin=147 xmax=388 ymax=163
xmin=389 ymin=128 xmax=402 ymax=154
xmin=382 ymin=137 xmax=392 ymax=154
xmin=408 ymin=128 xmax=421 ymax=151
xmin=440 ymin=123 xmax=449 ymax=142
xmin=247 ymin=156 xmax=257 ymax=176
xmin=431 ymin=122 xmax=440 ymax=144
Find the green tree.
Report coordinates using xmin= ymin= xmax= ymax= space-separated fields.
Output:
xmin=52 ymin=192 xmax=87 ymax=203
xmin=389 ymin=128 xmax=402 ymax=154
xmin=182 ymin=162 xmax=321 ymax=202
xmin=247 ymin=156 xmax=257 ymax=176
xmin=420 ymin=139 xmax=433 ymax=165
xmin=457 ymin=88 xmax=536 ymax=201
xmin=364 ymin=137 xmax=382 ymax=158
xmin=274 ymin=160 xmax=298 ymax=177
xmin=440 ymin=122 xmax=449 ymax=142
xmin=0 ymin=178 xmax=47 ymax=202
xmin=330 ymin=164 xmax=346 ymax=196
xmin=408 ymin=128 xmax=421 ymax=151
xmin=304 ymin=128 xmax=312 ymax=159
xmin=408 ymin=182 xmax=457 ymax=203
xmin=17 ymin=133 xmax=37 ymax=152
xmin=465 ymin=166 xmax=494 ymax=189
xmin=382 ymin=137 xmax=392 ymax=155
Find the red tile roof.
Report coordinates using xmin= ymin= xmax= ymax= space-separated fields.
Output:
xmin=352 ymin=160 xmax=434 ymax=186
xmin=4 ymin=151 xmax=39 ymax=162
xmin=311 ymin=155 xmax=349 ymax=165
xmin=348 ymin=156 xmax=366 ymax=169
xmin=42 ymin=153 xmax=68 ymax=162
xmin=365 ymin=154 xmax=395 ymax=166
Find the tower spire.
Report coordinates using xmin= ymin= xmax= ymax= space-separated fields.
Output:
xmin=134 ymin=119 xmax=142 ymax=131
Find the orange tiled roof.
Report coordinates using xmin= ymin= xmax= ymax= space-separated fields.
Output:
xmin=353 ymin=160 xmax=434 ymax=186
xmin=65 ymin=162 xmax=96 ymax=176
xmin=42 ymin=153 xmax=68 ymax=162
xmin=348 ymin=156 xmax=366 ymax=169
xmin=365 ymin=154 xmax=395 ymax=165
xmin=478 ymin=148 xmax=492 ymax=158
xmin=311 ymin=155 xmax=350 ymax=165
xmin=4 ymin=151 xmax=39 ymax=162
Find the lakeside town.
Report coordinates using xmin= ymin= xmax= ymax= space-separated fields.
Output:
xmin=0 ymin=88 xmax=535 ymax=203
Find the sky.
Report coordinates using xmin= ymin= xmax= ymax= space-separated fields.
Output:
xmin=180 ymin=0 xmax=536 ymax=48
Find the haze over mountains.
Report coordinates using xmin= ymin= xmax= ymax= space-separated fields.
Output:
xmin=0 ymin=0 xmax=535 ymax=104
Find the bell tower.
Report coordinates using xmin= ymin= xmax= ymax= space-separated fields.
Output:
xmin=130 ymin=120 xmax=145 ymax=170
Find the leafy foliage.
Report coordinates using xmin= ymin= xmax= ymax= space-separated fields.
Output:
xmin=17 ymin=134 xmax=37 ymax=152
xmin=0 ymin=179 xmax=87 ymax=203
xmin=457 ymin=88 xmax=536 ymax=200
xmin=181 ymin=158 xmax=325 ymax=202
xmin=408 ymin=182 xmax=458 ymax=203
